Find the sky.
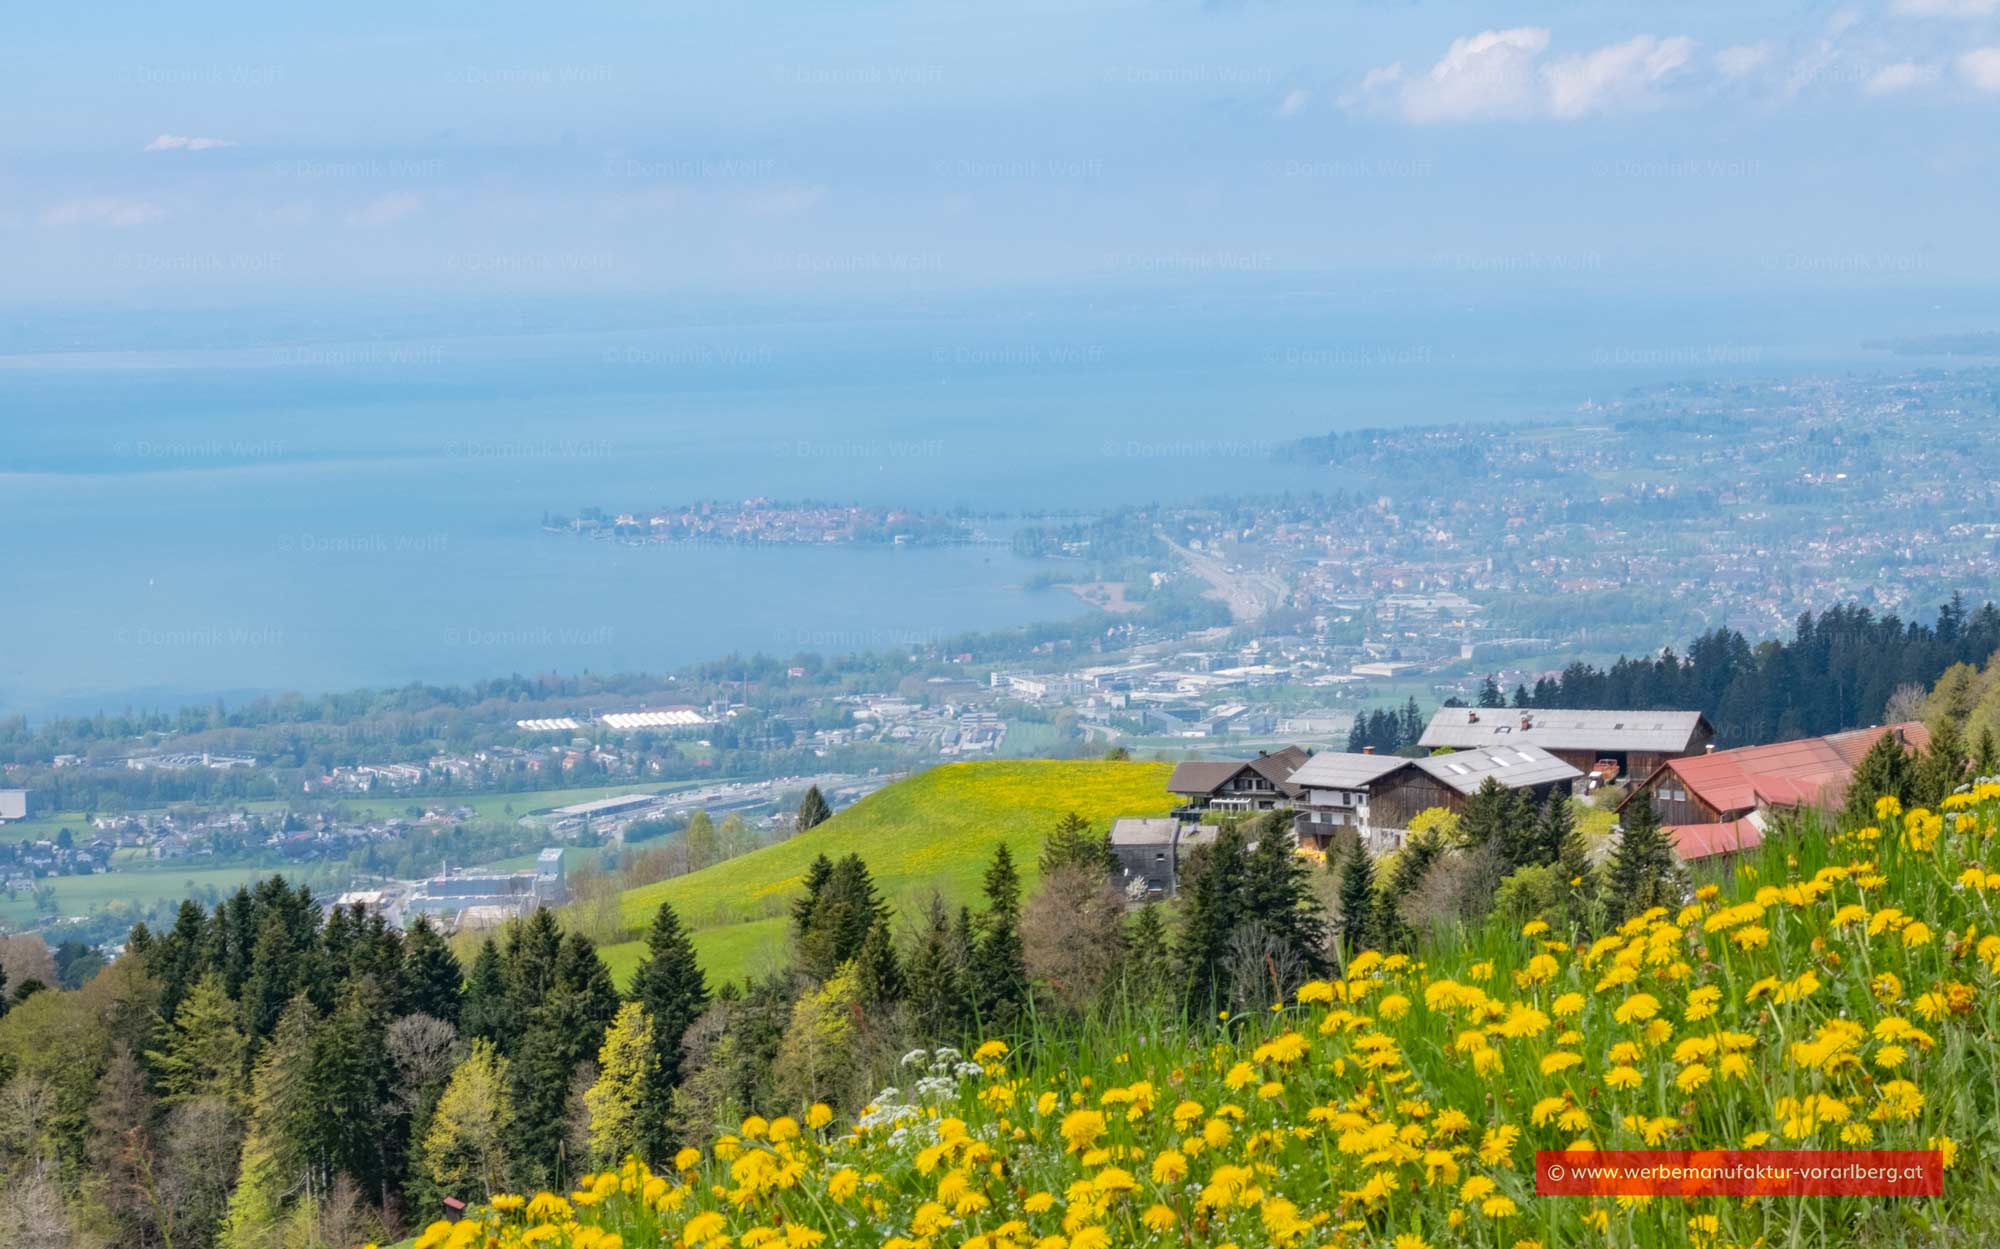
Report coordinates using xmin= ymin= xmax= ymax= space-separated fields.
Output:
xmin=4 ymin=0 xmax=1999 ymax=305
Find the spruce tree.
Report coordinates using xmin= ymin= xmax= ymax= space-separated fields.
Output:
xmin=1121 ymin=904 xmax=1177 ymax=1009
xmin=795 ymin=785 xmax=833 ymax=833
xmin=241 ymin=912 xmax=298 ymax=1043
xmin=1039 ymin=811 xmax=1113 ymax=876
xmin=1844 ymin=729 xmax=1917 ymax=822
xmin=460 ymin=939 xmax=510 ymax=1047
xmin=1335 ymin=836 xmax=1376 ymax=957
xmin=1556 ymin=817 xmax=1601 ymax=934
xmin=629 ymin=902 xmax=709 ymax=1160
xmin=796 ymin=854 xmax=887 ymax=979
xmin=855 ymin=918 xmax=904 ymax=1006
xmin=1975 ymin=726 xmax=2000 ymax=782
xmin=968 ymin=845 xmax=1029 ymax=1031
xmin=789 ymin=854 xmax=836 ymax=938
xmin=554 ymin=934 xmax=621 ymax=1040
xmin=309 ymin=977 xmax=391 ymax=1201
xmin=1605 ymin=792 xmax=1681 ymax=924
xmin=905 ymin=895 xmax=972 ymax=1044
xmin=147 ymin=973 xmax=247 ymax=1108
xmin=1478 ymin=675 xmax=1505 ymax=708
xmin=1531 ymin=791 xmax=1576 ymax=869
xmin=401 ymin=916 xmax=464 ymax=1025
xmin=1379 ymin=826 xmax=1447 ymax=949
xmin=1240 ymin=817 xmax=1329 ymax=979
xmin=1914 ymin=716 xmax=1968 ymax=808
xmin=1173 ymin=826 xmax=1251 ymax=1013
xmin=221 ymin=995 xmax=319 ymax=1249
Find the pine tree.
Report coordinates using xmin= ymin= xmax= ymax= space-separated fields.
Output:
xmin=147 ymin=973 xmax=247 ymax=1108
xmin=905 ymin=895 xmax=972 ymax=1043
xmin=968 ymin=845 xmax=1029 ymax=1031
xmin=221 ymin=995 xmax=319 ymax=1249
xmin=1605 ymin=792 xmax=1681 ymax=924
xmin=1478 ymin=674 xmax=1505 ymax=708
xmin=460 ymin=939 xmax=510 ymax=1047
xmin=795 ymin=785 xmax=833 ymax=833
xmin=401 ymin=916 xmax=464 ymax=1025
xmin=584 ymin=1002 xmax=658 ymax=1166
xmin=1039 ymin=811 xmax=1113 ymax=876
xmin=424 ymin=1040 xmax=514 ymax=1199
xmin=630 ymin=902 xmax=709 ymax=1161
xmin=855 ymin=918 xmax=904 ymax=1006
xmin=1335 ymin=836 xmax=1376 ymax=957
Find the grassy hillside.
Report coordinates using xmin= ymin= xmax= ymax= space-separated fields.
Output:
xmin=430 ymin=785 xmax=2000 ymax=1249
xmin=608 ymin=760 xmax=1175 ymax=986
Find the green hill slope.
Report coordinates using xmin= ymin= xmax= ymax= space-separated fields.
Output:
xmin=607 ymin=759 xmax=1175 ymax=986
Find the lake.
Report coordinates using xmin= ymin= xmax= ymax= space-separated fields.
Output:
xmin=2 ymin=280 xmax=1981 ymax=717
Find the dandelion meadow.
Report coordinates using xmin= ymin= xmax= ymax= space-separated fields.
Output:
xmin=404 ymin=786 xmax=2000 ymax=1249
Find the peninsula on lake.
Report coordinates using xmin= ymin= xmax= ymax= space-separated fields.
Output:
xmin=543 ymin=499 xmax=981 ymax=546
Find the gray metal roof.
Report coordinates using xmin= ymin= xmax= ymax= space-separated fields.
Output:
xmin=1110 ymin=817 xmax=1179 ymax=846
xmin=1413 ymin=743 xmax=1582 ymax=795
xmin=1288 ymin=752 xmax=1411 ymax=790
xmin=1419 ymin=707 xmax=1709 ymax=753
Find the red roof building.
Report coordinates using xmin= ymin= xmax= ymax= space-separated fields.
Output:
xmin=1619 ymin=722 xmax=1931 ymax=861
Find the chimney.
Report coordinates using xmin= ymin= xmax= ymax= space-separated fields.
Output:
xmin=1706 ymin=743 xmax=1716 ymax=753
xmin=1362 ymin=746 xmax=1375 ymax=755
xmin=1520 ymin=713 xmax=1532 ymax=730
xmin=1467 ymin=711 xmax=1479 ymax=724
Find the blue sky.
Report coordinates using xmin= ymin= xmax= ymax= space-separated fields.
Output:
xmin=5 ymin=0 xmax=1999 ymax=303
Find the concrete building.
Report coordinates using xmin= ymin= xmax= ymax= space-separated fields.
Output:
xmin=403 ymin=847 xmax=568 ymax=928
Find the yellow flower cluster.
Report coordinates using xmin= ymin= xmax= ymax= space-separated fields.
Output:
xmin=428 ymin=786 xmax=2000 ymax=1248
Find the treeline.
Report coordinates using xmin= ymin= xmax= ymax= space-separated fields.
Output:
xmin=1489 ymin=597 xmax=2000 ymax=746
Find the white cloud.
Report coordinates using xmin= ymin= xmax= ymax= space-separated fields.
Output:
xmin=144 ymin=134 xmax=237 ymax=153
xmin=351 ymin=192 xmax=424 ymax=226
xmin=1864 ymin=61 xmax=1938 ymax=94
xmin=1395 ymin=27 xmax=1550 ymax=123
xmin=1544 ymin=35 xmax=1696 ymax=119
xmin=1713 ymin=43 xmax=1773 ymax=79
xmin=1277 ymin=88 xmax=1310 ymax=118
xmin=41 ymin=196 xmax=163 ymax=227
xmin=1360 ymin=28 xmax=1697 ymax=123
xmin=1960 ymin=46 xmax=2000 ymax=90
xmin=1891 ymin=0 xmax=1998 ymax=17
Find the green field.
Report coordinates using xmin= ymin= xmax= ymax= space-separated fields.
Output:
xmin=609 ymin=760 xmax=1176 ymax=987
xmin=0 ymin=863 xmax=338 ymax=928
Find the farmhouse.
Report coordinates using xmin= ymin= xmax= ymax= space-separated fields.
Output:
xmin=1291 ymin=744 xmax=1581 ymax=853
xmin=1619 ymin=721 xmax=1931 ymax=861
xmin=1418 ymin=707 xmax=1713 ymax=780
xmin=1165 ymin=745 xmax=1308 ymax=820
